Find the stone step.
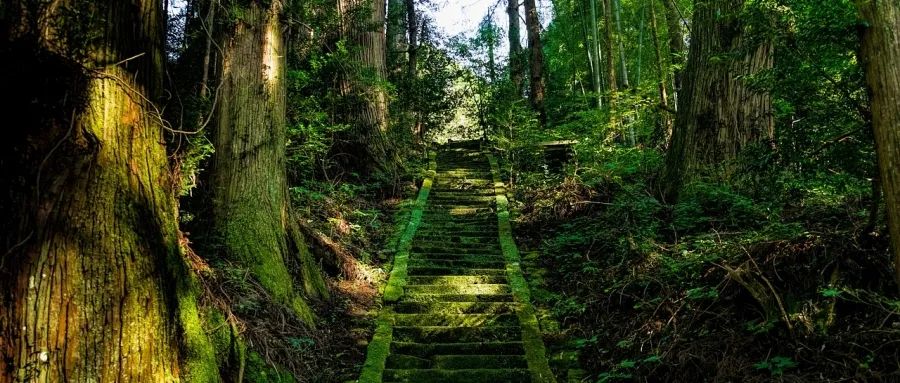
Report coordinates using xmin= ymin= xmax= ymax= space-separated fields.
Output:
xmin=409 ymin=259 xmax=505 ymax=269
xmin=409 ymin=256 xmax=505 ymax=267
xmin=414 ymin=235 xmax=499 ymax=243
xmin=404 ymin=284 xmax=511 ymax=295
xmin=411 ymin=246 xmax=501 ymax=256
xmin=407 ymin=275 xmax=507 ymax=286
xmin=393 ymin=301 xmax=515 ymax=314
xmin=392 ymin=325 xmax=522 ymax=343
xmin=393 ymin=313 xmax=518 ymax=327
xmin=412 ymin=240 xmax=499 ymax=249
xmin=416 ymin=229 xmax=499 ymax=237
xmin=382 ymin=368 xmax=531 ymax=383
xmin=407 ymin=266 xmax=507 ymax=276
xmin=390 ymin=341 xmax=526 ymax=357
xmin=401 ymin=293 xmax=515 ymax=303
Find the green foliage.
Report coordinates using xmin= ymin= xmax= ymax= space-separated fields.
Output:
xmin=753 ymin=356 xmax=797 ymax=376
xmin=673 ymin=182 xmax=770 ymax=234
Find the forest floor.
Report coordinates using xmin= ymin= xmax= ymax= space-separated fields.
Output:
xmin=505 ymin=148 xmax=900 ymax=382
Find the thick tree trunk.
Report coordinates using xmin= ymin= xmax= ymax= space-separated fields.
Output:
xmin=662 ymin=0 xmax=774 ymax=200
xmin=212 ymin=0 xmax=327 ymax=324
xmin=337 ymin=0 xmax=395 ymax=176
xmin=523 ymin=0 xmax=547 ymax=124
xmin=0 ymin=0 xmax=216 ymax=381
xmin=507 ymin=0 xmax=525 ymax=96
xmin=857 ymin=0 xmax=900 ymax=290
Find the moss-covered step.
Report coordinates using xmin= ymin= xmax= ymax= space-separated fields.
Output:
xmin=392 ymin=313 xmax=519 ymax=327
xmin=408 ymin=259 xmax=505 ymax=270
xmin=391 ymin=341 xmax=526 ymax=357
xmin=410 ymin=246 xmax=502 ymax=256
xmin=406 ymin=266 xmax=507 ymax=276
xmin=382 ymin=368 xmax=531 ymax=383
xmin=406 ymin=275 xmax=507 ymax=286
xmin=411 ymin=241 xmax=500 ymax=251
xmin=392 ymin=326 xmax=522 ymax=343
xmin=392 ymin=301 xmax=515 ymax=314
xmin=434 ymin=355 xmax=529 ymax=369
xmin=400 ymin=292 xmax=515 ymax=303
xmin=412 ymin=234 xmax=500 ymax=242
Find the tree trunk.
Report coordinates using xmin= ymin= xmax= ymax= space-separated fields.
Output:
xmin=603 ymin=0 xmax=619 ymax=130
xmin=337 ymin=0 xmax=395 ymax=176
xmin=0 ymin=0 xmax=216 ymax=381
xmin=212 ymin=0 xmax=328 ymax=324
xmin=661 ymin=0 xmax=686 ymax=102
xmin=613 ymin=0 xmax=630 ymax=89
xmin=650 ymin=0 xmax=673 ymax=145
xmin=857 ymin=0 xmax=900 ymax=290
xmin=507 ymin=0 xmax=525 ymax=96
xmin=406 ymin=0 xmax=418 ymax=79
xmin=523 ymin=0 xmax=547 ymax=124
xmin=662 ymin=0 xmax=774 ymax=200
xmin=587 ymin=0 xmax=604 ymax=108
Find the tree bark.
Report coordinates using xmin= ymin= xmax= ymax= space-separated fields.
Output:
xmin=662 ymin=0 xmax=774 ymax=200
xmin=523 ymin=0 xmax=547 ymax=124
xmin=857 ymin=0 xmax=900 ymax=290
xmin=661 ymin=0 xmax=686 ymax=102
xmin=337 ymin=0 xmax=395 ymax=175
xmin=587 ymin=0 xmax=604 ymax=108
xmin=603 ymin=0 xmax=619 ymax=130
xmin=212 ymin=0 xmax=328 ymax=324
xmin=0 ymin=0 xmax=216 ymax=381
xmin=406 ymin=0 xmax=418 ymax=79
xmin=650 ymin=0 xmax=673 ymax=145
xmin=507 ymin=0 xmax=525 ymax=96
xmin=613 ymin=0 xmax=630 ymax=89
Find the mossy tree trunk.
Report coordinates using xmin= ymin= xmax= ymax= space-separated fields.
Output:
xmin=0 ymin=0 xmax=217 ymax=381
xmin=857 ymin=0 xmax=900 ymax=290
xmin=662 ymin=0 xmax=774 ymax=201
xmin=337 ymin=0 xmax=396 ymax=176
xmin=211 ymin=0 xmax=328 ymax=324
xmin=523 ymin=0 xmax=547 ymax=124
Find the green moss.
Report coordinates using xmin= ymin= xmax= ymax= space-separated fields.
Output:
xmin=383 ymin=153 xmax=436 ymax=303
xmin=178 ymin=294 xmax=220 ymax=383
xmin=358 ymin=312 xmax=394 ymax=383
xmin=244 ymin=351 xmax=296 ymax=383
xmin=487 ymin=153 xmax=557 ymax=383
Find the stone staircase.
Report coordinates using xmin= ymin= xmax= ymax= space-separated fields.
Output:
xmin=359 ymin=141 xmax=555 ymax=383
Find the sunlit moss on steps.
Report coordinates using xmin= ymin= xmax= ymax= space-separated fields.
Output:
xmin=359 ymin=143 xmax=556 ymax=383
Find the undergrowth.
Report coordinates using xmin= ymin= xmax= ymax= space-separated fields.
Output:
xmin=510 ymin=145 xmax=899 ymax=382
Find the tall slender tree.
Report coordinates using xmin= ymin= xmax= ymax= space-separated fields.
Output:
xmin=0 ymin=0 xmax=216 ymax=381
xmin=649 ymin=0 xmax=673 ymax=144
xmin=524 ymin=0 xmax=548 ymax=123
xmin=211 ymin=0 xmax=328 ymax=324
xmin=857 ymin=0 xmax=900 ymax=290
xmin=661 ymin=0 xmax=686 ymax=102
xmin=662 ymin=0 xmax=774 ymax=200
xmin=603 ymin=0 xmax=619 ymax=130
